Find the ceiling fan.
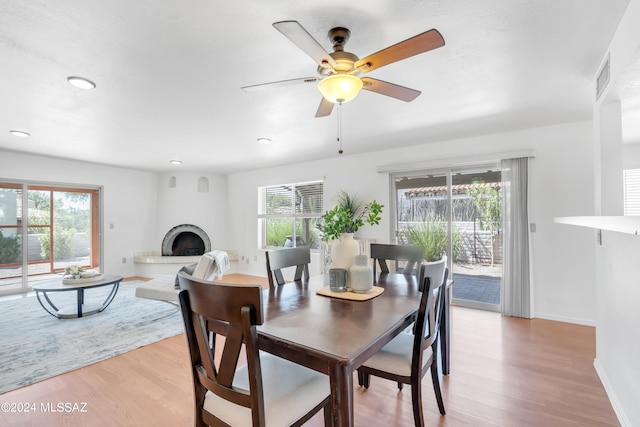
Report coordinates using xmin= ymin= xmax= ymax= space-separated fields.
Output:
xmin=241 ymin=21 xmax=445 ymax=117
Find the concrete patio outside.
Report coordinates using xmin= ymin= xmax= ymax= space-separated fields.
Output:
xmin=452 ymin=263 xmax=501 ymax=305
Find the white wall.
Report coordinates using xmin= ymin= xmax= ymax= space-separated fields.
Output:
xmin=593 ymin=231 xmax=640 ymax=427
xmin=155 ymin=172 xmax=230 ymax=251
xmin=621 ymin=143 xmax=640 ymax=168
xmin=599 ymin=101 xmax=624 ymax=215
xmin=579 ymin=2 xmax=640 ymax=425
xmin=0 ymin=150 xmax=158 ymax=277
xmin=228 ymin=120 xmax=597 ymax=324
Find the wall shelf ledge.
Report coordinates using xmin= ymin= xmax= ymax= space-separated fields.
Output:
xmin=554 ymin=216 xmax=640 ymax=235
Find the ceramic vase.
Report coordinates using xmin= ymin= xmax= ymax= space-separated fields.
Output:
xmin=349 ymin=255 xmax=373 ymax=293
xmin=330 ymin=233 xmax=360 ymax=271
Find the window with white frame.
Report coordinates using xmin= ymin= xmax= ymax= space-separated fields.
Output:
xmin=623 ymin=169 xmax=640 ymax=215
xmin=258 ymin=180 xmax=324 ymax=249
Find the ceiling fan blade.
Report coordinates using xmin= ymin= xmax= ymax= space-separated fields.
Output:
xmin=273 ymin=21 xmax=337 ymax=69
xmin=355 ymin=29 xmax=445 ymax=73
xmin=361 ymin=77 xmax=421 ymax=102
xmin=241 ymin=77 xmax=319 ymax=92
xmin=315 ymin=97 xmax=335 ymax=117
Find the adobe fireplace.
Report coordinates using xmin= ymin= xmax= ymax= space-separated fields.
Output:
xmin=134 ymin=223 xmax=236 ymax=273
xmin=161 ymin=224 xmax=211 ymax=256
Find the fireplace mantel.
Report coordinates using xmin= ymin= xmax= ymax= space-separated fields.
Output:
xmin=134 ymin=251 xmax=201 ymax=264
xmin=134 ymin=250 xmax=239 ymax=264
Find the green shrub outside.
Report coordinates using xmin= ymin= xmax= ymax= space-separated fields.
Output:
xmin=266 ymin=219 xmax=318 ymax=248
xmin=0 ymin=230 xmax=21 ymax=264
xmin=402 ymin=219 xmax=462 ymax=262
xmin=39 ymin=228 xmax=76 ymax=261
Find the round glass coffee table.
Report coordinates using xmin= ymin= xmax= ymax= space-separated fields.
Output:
xmin=32 ymin=274 xmax=123 ymax=319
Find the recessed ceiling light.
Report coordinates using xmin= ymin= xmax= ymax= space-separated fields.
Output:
xmin=67 ymin=76 xmax=96 ymax=90
xmin=169 ymin=160 xmax=182 ymax=165
xmin=9 ymin=130 xmax=30 ymax=137
xmin=257 ymin=138 xmax=271 ymax=144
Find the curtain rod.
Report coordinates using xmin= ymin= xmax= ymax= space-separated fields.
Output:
xmin=376 ymin=150 xmax=536 ymax=174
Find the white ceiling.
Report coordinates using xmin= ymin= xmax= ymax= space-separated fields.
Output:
xmin=0 ymin=0 xmax=632 ymax=174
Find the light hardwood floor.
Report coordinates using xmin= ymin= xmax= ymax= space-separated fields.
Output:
xmin=0 ymin=275 xmax=620 ymax=426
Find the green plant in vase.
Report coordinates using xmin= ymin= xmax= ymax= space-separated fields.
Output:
xmin=317 ymin=191 xmax=384 ymax=241
xmin=317 ymin=191 xmax=384 ymax=271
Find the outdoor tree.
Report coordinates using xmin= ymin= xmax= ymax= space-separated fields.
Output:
xmin=27 ymin=191 xmax=90 ymax=261
xmin=467 ymin=186 xmax=502 ymax=265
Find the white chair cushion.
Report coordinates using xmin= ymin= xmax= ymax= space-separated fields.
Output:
xmin=361 ymin=331 xmax=433 ymax=377
xmin=203 ymin=352 xmax=330 ymax=426
xmin=134 ymin=275 xmax=178 ymax=302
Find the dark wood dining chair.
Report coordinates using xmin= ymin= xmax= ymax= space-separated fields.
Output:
xmin=370 ymin=243 xmax=424 ymax=276
xmin=357 ymin=259 xmax=448 ymax=427
xmin=265 ymin=246 xmax=310 ymax=288
xmin=177 ymin=271 xmax=332 ymax=427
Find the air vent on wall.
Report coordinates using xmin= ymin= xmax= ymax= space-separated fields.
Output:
xmin=596 ymin=53 xmax=610 ymax=100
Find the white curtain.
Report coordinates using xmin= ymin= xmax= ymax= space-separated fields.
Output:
xmin=501 ymin=157 xmax=532 ymax=318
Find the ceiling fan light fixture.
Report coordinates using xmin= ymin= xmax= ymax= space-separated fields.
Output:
xmin=317 ymin=74 xmax=363 ymax=103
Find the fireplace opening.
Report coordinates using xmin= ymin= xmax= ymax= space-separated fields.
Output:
xmin=172 ymin=232 xmax=205 ymax=256
xmin=161 ymin=224 xmax=211 ymax=256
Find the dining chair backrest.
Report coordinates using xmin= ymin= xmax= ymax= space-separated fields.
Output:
xmin=177 ymin=272 xmax=265 ymax=425
xmin=415 ymin=260 xmax=448 ymax=356
xmin=178 ymin=271 xmax=332 ymax=426
xmin=265 ymin=246 xmax=311 ymax=288
xmin=413 ymin=263 xmax=449 ymax=419
xmin=418 ymin=254 xmax=447 ymax=292
xmin=370 ymin=243 xmax=424 ymax=276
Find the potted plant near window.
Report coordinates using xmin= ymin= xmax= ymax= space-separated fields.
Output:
xmin=317 ymin=191 xmax=383 ymax=270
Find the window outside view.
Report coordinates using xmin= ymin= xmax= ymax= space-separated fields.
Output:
xmin=259 ymin=181 xmax=324 ymax=249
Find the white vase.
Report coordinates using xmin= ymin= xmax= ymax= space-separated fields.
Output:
xmin=330 ymin=233 xmax=360 ymax=271
xmin=349 ymin=255 xmax=373 ymax=293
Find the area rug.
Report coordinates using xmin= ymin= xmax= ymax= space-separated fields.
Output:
xmin=0 ymin=281 xmax=184 ymax=394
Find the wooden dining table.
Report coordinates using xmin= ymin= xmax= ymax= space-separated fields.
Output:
xmin=256 ymin=272 xmax=452 ymax=427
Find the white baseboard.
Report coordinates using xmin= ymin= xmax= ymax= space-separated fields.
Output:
xmin=533 ymin=312 xmax=595 ymax=326
xmin=594 ymin=358 xmax=631 ymax=427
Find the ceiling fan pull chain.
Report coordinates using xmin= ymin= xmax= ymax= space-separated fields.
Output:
xmin=337 ymin=101 xmax=343 ymax=154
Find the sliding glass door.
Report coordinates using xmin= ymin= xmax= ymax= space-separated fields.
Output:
xmin=393 ymin=164 xmax=503 ymax=311
xmin=0 ymin=182 xmax=101 ymax=294
xmin=0 ymin=183 xmax=23 ymax=292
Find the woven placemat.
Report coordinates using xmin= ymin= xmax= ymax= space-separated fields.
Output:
xmin=316 ymin=286 xmax=384 ymax=301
